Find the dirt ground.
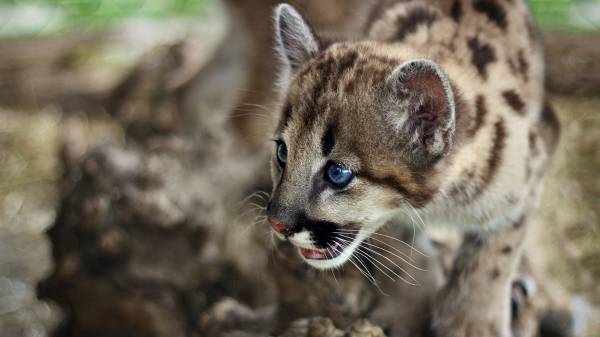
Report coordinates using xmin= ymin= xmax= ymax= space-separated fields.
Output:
xmin=0 ymin=20 xmax=599 ymax=337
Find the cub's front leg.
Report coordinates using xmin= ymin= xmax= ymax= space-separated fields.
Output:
xmin=432 ymin=216 xmax=528 ymax=337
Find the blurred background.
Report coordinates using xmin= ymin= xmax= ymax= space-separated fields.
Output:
xmin=0 ymin=0 xmax=599 ymax=336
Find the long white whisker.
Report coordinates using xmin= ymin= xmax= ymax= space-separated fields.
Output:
xmin=336 ymin=237 xmax=418 ymax=285
xmin=335 ymin=232 xmax=427 ymax=272
xmin=333 ymin=239 xmax=378 ymax=284
xmin=334 ymin=239 xmax=391 ymax=296
xmin=237 ymin=190 xmax=270 ymax=208
xmin=355 ymin=245 xmax=420 ymax=285
xmin=336 ymin=228 xmax=428 ymax=257
xmin=406 ymin=205 xmax=427 ymax=257
xmin=325 ymin=246 xmax=340 ymax=286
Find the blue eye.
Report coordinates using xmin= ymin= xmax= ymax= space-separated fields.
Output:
xmin=325 ymin=162 xmax=353 ymax=188
xmin=276 ymin=142 xmax=287 ymax=166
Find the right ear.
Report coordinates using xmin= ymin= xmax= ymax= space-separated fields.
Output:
xmin=274 ymin=4 xmax=320 ymax=88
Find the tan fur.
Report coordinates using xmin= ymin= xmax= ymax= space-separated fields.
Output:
xmin=267 ymin=1 xmax=560 ymax=336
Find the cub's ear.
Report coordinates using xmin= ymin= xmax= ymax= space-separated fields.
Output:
xmin=385 ymin=59 xmax=456 ymax=168
xmin=274 ymin=4 xmax=319 ymax=88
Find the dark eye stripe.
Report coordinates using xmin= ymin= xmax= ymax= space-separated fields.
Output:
xmin=321 ymin=126 xmax=335 ymax=156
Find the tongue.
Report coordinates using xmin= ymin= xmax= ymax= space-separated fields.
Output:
xmin=299 ymin=247 xmax=327 ymax=259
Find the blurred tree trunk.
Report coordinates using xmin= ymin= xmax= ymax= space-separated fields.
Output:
xmin=544 ymin=32 xmax=600 ymax=96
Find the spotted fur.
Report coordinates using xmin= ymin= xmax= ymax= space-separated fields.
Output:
xmin=267 ymin=1 xmax=558 ymax=336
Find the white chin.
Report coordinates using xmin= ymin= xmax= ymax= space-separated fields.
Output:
xmin=301 ymin=235 xmax=364 ymax=270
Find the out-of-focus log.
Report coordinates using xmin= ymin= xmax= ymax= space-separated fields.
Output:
xmin=544 ymin=31 xmax=600 ymax=96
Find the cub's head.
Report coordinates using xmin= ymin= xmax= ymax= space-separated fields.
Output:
xmin=266 ymin=4 xmax=457 ymax=269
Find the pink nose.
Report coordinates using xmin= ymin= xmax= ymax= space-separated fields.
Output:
xmin=268 ymin=217 xmax=288 ymax=234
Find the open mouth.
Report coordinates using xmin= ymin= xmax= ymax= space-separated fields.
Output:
xmin=298 ymin=241 xmax=345 ymax=260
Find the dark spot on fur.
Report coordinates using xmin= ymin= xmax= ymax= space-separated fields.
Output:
xmin=474 ymin=118 xmax=506 ymax=198
xmin=517 ymin=49 xmax=529 ymax=81
xmin=468 ymin=37 xmax=496 ymax=79
xmin=513 ymin=215 xmax=526 ymax=229
xmin=336 ymin=51 xmax=359 ymax=78
xmin=394 ymin=8 xmax=438 ymax=41
xmin=467 ymin=95 xmax=488 ymax=137
xmin=490 ymin=267 xmax=501 ymax=279
xmin=465 ymin=231 xmax=485 ymax=247
xmin=502 ymin=90 xmax=525 ymax=115
xmin=321 ymin=126 xmax=335 ymax=157
xmin=473 ymin=0 xmax=508 ymax=31
xmin=501 ymin=245 xmax=512 ymax=254
xmin=529 ymin=130 xmax=539 ymax=157
xmin=344 ymin=80 xmax=357 ymax=94
xmin=451 ymin=0 xmax=462 ymax=22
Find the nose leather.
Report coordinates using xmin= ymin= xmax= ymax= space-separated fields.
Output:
xmin=268 ymin=217 xmax=289 ymax=234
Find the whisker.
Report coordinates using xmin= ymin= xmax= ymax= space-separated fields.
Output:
xmin=325 ymin=246 xmax=340 ymax=286
xmin=335 ymin=232 xmax=427 ymax=272
xmin=336 ymin=237 xmax=418 ymax=285
xmin=355 ymin=245 xmax=420 ymax=285
xmin=332 ymin=239 xmax=390 ymax=296
xmin=247 ymin=202 xmax=267 ymax=210
xmin=333 ymin=239 xmax=378 ymax=285
xmin=406 ymin=205 xmax=427 ymax=257
xmin=336 ymin=228 xmax=428 ymax=257
xmin=350 ymin=245 xmax=397 ymax=282
xmin=236 ymin=190 xmax=270 ymax=209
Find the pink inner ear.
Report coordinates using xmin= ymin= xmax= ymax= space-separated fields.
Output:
xmin=405 ymin=72 xmax=449 ymax=123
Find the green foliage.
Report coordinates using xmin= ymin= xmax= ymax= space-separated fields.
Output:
xmin=530 ymin=0 xmax=572 ymax=26
xmin=0 ymin=0 xmax=211 ymax=30
xmin=0 ymin=0 xmax=597 ymax=37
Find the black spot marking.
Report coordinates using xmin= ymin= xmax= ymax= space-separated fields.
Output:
xmin=321 ymin=126 xmax=335 ymax=157
xmin=451 ymin=0 xmax=462 ymax=23
xmin=502 ymin=90 xmax=525 ymax=115
xmin=473 ymin=0 xmax=508 ymax=31
xmin=468 ymin=37 xmax=496 ymax=79
xmin=468 ymin=95 xmax=488 ymax=137
xmin=517 ymin=49 xmax=529 ymax=81
xmin=501 ymin=245 xmax=512 ymax=254
xmin=394 ymin=8 xmax=438 ymax=41
xmin=473 ymin=118 xmax=506 ymax=198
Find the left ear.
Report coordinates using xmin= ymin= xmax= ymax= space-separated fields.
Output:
xmin=274 ymin=4 xmax=320 ymax=89
xmin=385 ymin=59 xmax=456 ymax=168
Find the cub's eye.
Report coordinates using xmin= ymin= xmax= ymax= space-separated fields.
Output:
xmin=325 ymin=162 xmax=353 ymax=188
xmin=276 ymin=142 xmax=288 ymax=166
